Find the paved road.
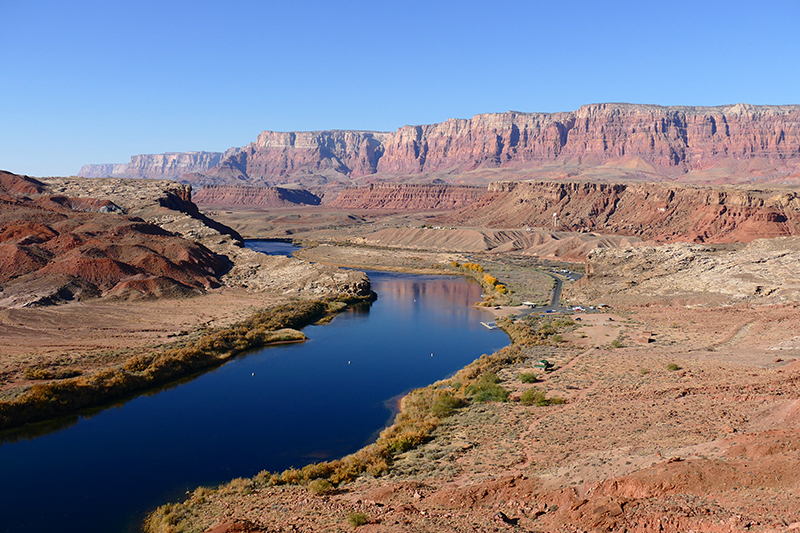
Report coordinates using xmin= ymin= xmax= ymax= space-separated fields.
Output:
xmin=513 ymin=270 xmax=583 ymax=317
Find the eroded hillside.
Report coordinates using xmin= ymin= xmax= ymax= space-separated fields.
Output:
xmin=442 ymin=180 xmax=800 ymax=244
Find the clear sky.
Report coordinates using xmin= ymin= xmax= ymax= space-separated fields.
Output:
xmin=2 ymin=0 xmax=799 ymax=177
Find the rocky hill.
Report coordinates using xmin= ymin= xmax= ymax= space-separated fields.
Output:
xmin=79 ymin=103 xmax=800 ymax=188
xmin=0 ymin=172 xmax=369 ymax=308
xmin=78 ymin=151 xmax=224 ymax=179
xmin=0 ymin=172 xmax=227 ymax=307
xmin=440 ymin=180 xmax=800 ymax=244
xmin=192 ymin=184 xmax=321 ymax=208
xmin=564 ymin=237 xmax=800 ymax=306
xmin=327 ymin=183 xmax=487 ymax=210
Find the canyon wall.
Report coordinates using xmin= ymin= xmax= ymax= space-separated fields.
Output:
xmin=372 ymin=103 xmax=800 ymax=176
xmin=78 ymin=151 xmax=223 ymax=179
xmin=80 ymin=103 xmax=800 ymax=188
xmin=327 ymin=183 xmax=487 ymax=210
xmin=441 ymin=180 xmax=800 ymax=244
xmin=192 ymin=185 xmax=321 ymax=208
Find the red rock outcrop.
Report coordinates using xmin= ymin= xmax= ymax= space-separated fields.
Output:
xmin=0 ymin=171 xmax=227 ymax=307
xmin=441 ymin=180 xmax=800 ymax=244
xmin=327 ymin=183 xmax=487 ymax=210
xmin=192 ymin=185 xmax=321 ymax=208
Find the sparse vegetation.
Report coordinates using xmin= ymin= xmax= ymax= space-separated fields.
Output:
xmin=22 ymin=366 xmax=82 ymax=380
xmin=610 ymin=337 xmax=623 ymax=349
xmin=667 ymin=363 xmax=681 ymax=371
xmin=520 ymin=388 xmax=566 ymax=407
xmin=518 ymin=372 xmax=538 ymax=383
xmin=348 ymin=512 xmax=369 ymax=527
xmin=496 ymin=315 xmax=575 ymax=346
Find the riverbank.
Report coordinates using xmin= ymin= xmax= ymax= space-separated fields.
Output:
xmin=294 ymin=242 xmax=567 ymax=309
xmin=0 ymin=291 xmax=374 ymax=430
xmin=142 ymin=269 xmax=800 ymax=532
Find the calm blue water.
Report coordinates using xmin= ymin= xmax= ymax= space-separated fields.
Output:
xmin=245 ymin=239 xmax=299 ymax=257
xmin=0 ymin=246 xmax=507 ymax=533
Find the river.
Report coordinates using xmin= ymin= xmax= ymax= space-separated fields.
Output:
xmin=0 ymin=241 xmax=507 ymax=533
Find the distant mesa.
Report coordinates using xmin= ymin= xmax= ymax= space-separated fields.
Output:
xmin=79 ymin=103 xmax=800 ymax=189
xmin=78 ymin=151 xmax=224 ymax=179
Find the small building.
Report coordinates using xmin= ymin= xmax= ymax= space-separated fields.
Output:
xmin=533 ymin=359 xmax=552 ymax=371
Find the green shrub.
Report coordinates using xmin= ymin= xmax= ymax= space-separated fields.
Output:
xmin=520 ymin=388 xmax=548 ymax=406
xmin=520 ymin=388 xmax=565 ymax=407
xmin=467 ymin=372 xmax=509 ymax=402
xmin=430 ymin=393 xmax=464 ymax=418
xmin=307 ymin=479 xmax=334 ymax=495
xmin=348 ymin=512 xmax=369 ymax=527
xmin=518 ymin=372 xmax=537 ymax=383
xmin=666 ymin=363 xmax=681 ymax=371
xmin=610 ymin=338 xmax=623 ymax=349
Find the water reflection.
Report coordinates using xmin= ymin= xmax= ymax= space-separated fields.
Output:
xmin=0 ymin=270 xmax=506 ymax=533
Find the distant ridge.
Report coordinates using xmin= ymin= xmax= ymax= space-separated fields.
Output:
xmin=79 ymin=103 xmax=800 ymax=188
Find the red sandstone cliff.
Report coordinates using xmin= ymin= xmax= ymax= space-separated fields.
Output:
xmin=441 ymin=180 xmax=800 ymax=244
xmin=192 ymin=185 xmax=321 ymax=208
xmin=374 ymin=103 xmax=800 ymax=176
xmin=327 ymin=183 xmax=487 ymax=210
xmin=80 ymin=103 xmax=800 ymax=188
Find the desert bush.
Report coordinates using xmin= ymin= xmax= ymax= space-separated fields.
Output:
xmin=518 ymin=372 xmax=537 ymax=383
xmin=520 ymin=388 xmax=548 ymax=406
xmin=496 ymin=315 xmax=575 ymax=347
xmin=348 ymin=512 xmax=369 ymax=527
xmin=666 ymin=363 xmax=681 ymax=371
xmin=307 ymin=479 xmax=334 ymax=495
xmin=430 ymin=392 xmax=464 ymax=418
xmin=22 ymin=366 xmax=82 ymax=380
xmin=610 ymin=337 xmax=623 ymax=349
xmin=495 ymin=284 xmax=508 ymax=294
xmin=483 ymin=273 xmax=498 ymax=286
xmin=467 ymin=372 xmax=509 ymax=403
xmin=520 ymin=388 xmax=565 ymax=406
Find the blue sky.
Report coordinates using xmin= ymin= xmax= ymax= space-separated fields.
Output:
xmin=2 ymin=0 xmax=799 ymax=177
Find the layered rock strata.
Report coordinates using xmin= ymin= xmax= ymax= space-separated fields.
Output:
xmin=192 ymin=185 xmax=321 ymax=208
xmin=0 ymin=172 xmax=370 ymax=308
xmin=442 ymin=180 xmax=800 ymax=244
xmin=81 ymin=103 xmax=800 ymax=187
xmin=78 ymin=151 xmax=223 ymax=179
xmin=327 ymin=183 xmax=487 ymax=210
